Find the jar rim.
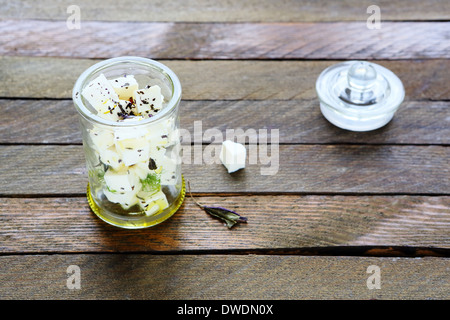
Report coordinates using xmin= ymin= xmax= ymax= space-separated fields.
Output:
xmin=72 ymin=56 xmax=182 ymax=127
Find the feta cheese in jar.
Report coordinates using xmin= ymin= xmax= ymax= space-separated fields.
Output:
xmin=73 ymin=57 xmax=184 ymax=229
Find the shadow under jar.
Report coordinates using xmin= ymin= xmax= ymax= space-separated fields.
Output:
xmin=72 ymin=56 xmax=184 ymax=229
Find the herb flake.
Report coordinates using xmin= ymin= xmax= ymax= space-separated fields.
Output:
xmin=140 ymin=172 xmax=160 ymax=193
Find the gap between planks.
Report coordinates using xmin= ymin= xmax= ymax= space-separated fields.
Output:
xmin=1 ymin=246 xmax=448 ymax=258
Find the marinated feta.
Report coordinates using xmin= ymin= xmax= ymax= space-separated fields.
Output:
xmin=137 ymin=190 xmax=169 ymax=216
xmin=110 ymin=74 xmax=139 ymax=101
xmin=134 ymin=85 xmax=163 ymax=117
xmin=82 ymin=73 xmax=179 ymax=216
xmin=82 ymin=74 xmax=120 ymax=121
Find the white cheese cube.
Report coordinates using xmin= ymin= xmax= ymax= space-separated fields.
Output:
xmin=146 ymin=123 xmax=170 ymax=148
xmin=99 ymin=146 xmax=123 ymax=170
xmin=113 ymin=127 xmax=151 ymax=166
xmin=121 ymin=146 xmax=150 ymax=167
xmin=110 ymin=75 xmax=138 ymax=101
xmin=82 ymin=74 xmax=120 ymax=121
xmin=115 ymin=137 xmax=150 ymax=166
xmin=160 ymin=156 xmax=178 ymax=185
xmin=219 ymin=140 xmax=246 ymax=173
xmin=89 ymin=128 xmax=115 ymax=153
xmin=104 ymin=188 xmax=139 ymax=207
xmin=134 ymin=85 xmax=164 ymax=117
xmin=137 ymin=190 xmax=169 ymax=216
xmin=129 ymin=161 xmax=152 ymax=180
xmin=104 ymin=166 xmax=140 ymax=193
xmin=103 ymin=166 xmax=140 ymax=206
xmin=114 ymin=126 xmax=147 ymax=141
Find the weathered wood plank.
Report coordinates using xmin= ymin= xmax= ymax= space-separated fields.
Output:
xmin=0 ymin=145 xmax=448 ymax=195
xmin=0 ymin=254 xmax=448 ymax=299
xmin=0 ymin=99 xmax=81 ymax=144
xmin=1 ymin=99 xmax=449 ymax=145
xmin=0 ymin=196 xmax=449 ymax=253
xmin=1 ymin=20 xmax=449 ymax=60
xmin=2 ymin=0 xmax=449 ymax=22
xmin=0 ymin=57 xmax=449 ymax=100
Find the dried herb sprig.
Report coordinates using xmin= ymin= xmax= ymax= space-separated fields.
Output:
xmin=188 ymin=182 xmax=248 ymax=229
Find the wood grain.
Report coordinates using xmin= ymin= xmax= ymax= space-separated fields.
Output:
xmin=0 ymin=254 xmax=448 ymax=299
xmin=0 ymin=57 xmax=449 ymax=100
xmin=1 ymin=20 xmax=449 ymax=60
xmin=2 ymin=0 xmax=449 ymax=22
xmin=2 ymin=0 xmax=449 ymax=301
xmin=1 ymin=99 xmax=449 ymax=145
xmin=0 ymin=196 xmax=449 ymax=253
xmin=1 ymin=145 xmax=448 ymax=195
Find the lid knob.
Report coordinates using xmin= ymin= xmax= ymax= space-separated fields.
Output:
xmin=339 ymin=61 xmax=379 ymax=106
xmin=347 ymin=61 xmax=377 ymax=90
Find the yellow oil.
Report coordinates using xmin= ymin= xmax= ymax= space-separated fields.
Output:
xmin=87 ymin=176 xmax=185 ymax=229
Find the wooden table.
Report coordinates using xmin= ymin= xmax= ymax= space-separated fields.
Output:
xmin=0 ymin=0 xmax=449 ymax=301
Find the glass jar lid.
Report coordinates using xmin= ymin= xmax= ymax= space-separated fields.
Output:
xmin=316 ymin=60 xmax=405 ymax=131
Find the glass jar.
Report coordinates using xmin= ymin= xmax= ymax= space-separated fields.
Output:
xmin=72 ymin=56 xmax=184 ymax=229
